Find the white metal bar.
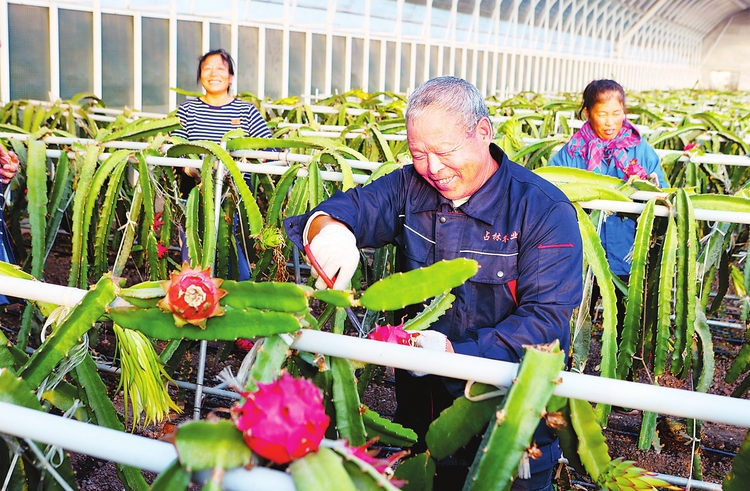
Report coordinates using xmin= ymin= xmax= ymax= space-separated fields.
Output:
xmin=0 ymin=402 xmax=295 ymax=491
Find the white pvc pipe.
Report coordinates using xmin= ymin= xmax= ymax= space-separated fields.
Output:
xmin=6 ymin=276 xmax=750 ymax=428
xmin=290 ymin=330 xmax=750 ymax=429
xmin=0 ymin=401 xmax=294 ymax=491
xmin=580 ymin=199 xmax=750 ymax=225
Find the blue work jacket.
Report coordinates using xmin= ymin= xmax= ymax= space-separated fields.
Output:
xmin=285 ymin=144 xmax=583 ymax=472
xmin=549 ymin=139 xmax=667 ymax=276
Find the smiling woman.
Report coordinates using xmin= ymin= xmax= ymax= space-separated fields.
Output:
xmin=170 ymin=48 xmax=274 ymax=280
xmin=171 ymin=49 xmax=272 ymax=143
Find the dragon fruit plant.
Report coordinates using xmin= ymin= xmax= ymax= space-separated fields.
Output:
xmin=232 ymin=372 xmax=330 ymax=465
xmin=157 ymin=262 xmax=228 ymax=328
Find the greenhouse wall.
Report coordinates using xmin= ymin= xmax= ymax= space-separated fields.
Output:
xmin=0 ymin=0 xmax=704 ymax=110
xmin=700 ymin=10 xmax=750 ymax=91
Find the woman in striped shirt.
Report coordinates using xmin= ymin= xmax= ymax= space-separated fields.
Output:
xmin=172 ymin=49 xmax=272 ymax=142
xmin=172 ymin=49 xmax=273 ymax=280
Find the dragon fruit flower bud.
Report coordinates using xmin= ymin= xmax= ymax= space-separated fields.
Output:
xmin=368 ymin=322 xmax=416 ymax=346
xmin=232 ymin=373 xmax=330 ymax=465
xmin=157 ymin=262 xmax=227 ymax=329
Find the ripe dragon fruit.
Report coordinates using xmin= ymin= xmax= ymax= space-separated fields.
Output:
xmin=368 ymin=322 xmax=416 ymax=346
xmin=624 ymin=159 xmax=648 ymax=180
xmin=157 ymin=262 xmax=227 ymax=329
xmin=232 ymin=372 xmax=330 ymax=465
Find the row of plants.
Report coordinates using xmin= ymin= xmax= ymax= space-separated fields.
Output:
xmin=0 ymin=88 xmax=749 ymax=490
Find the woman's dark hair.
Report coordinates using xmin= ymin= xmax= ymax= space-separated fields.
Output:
xmin=577 ymin=79 xmax=626 ymax=119
xmin=196 ymin=49 xmax=235 ymax=86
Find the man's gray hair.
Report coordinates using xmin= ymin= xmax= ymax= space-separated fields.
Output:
xmin=405 ymin=76 xmax=490 ymax=134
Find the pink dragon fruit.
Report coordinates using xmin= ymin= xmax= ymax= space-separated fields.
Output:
xmin=684 ymin=142 xmax=699 ymax=152
xmin=232 ymin=372 xmax=330 ymax=465
xmin=368 ymin=322 xmax=416 ymax=346
xmin=157 ymin=262 xmax=227 ymax=329
xmin=235 ymin=338 xmax=254 ymax=351
xmin=624 ymin=159 xmax=648 ymax=180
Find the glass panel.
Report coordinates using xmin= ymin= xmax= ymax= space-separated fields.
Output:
xmin=454 ymin=48 xmax=463 ymax=78
xmin=351 ymin=37 xmax=365 ymax=91
xmin=8 ymin=5 xmax=50 ymax=101
xmin=102 ymin=14 xmax=134 ymax=107
xmin=59 ymin=9 xmax=93 ymax=100
xmin=368 ymin=39 xmax=381 ymax=92
xmin=385 ymin=41 xmax=396 ymax=92
xmin=210 ymin=23 xmax=231 ymax=51
xmin=414 ymin=44 xmax=426 ymax=87
xmin=289 ymin=31 xmax=306 ymax=98
xmin=141 ymin=17 xmax=169 ymax=113
xmin=311 ymin=33 xmax=326 ymax=97
xmin=264 ymin=28 xmax=283 ymax=100
xmin=331 ymin=36 xmax=346 ymax=94
xmin=399 ymin=42 xmax=411 ymax=93
xmin=430 ymin=45 xmax=439 ymax=79
xmin=176 ymin=20 xmax=202 ymax=104
xmin=237 ymin=26 xmax=259 ymax=96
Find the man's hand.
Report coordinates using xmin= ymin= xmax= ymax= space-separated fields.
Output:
xmin=406 ymin=330 xmax=454 ymax=377
xmin=306 ymin=220 xmax=359 ymax=290
xmin=0 ymin=148 xmax=20 ymax=185
xmin=410 ymin=330 xmax=454 ymax=353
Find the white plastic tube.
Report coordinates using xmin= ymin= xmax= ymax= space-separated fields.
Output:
xmin=290 ymin=330 xmax=750 ymax=429
xmin=580 ymin=199 xmax=750 ymax=225
xmin=4 ymin=278 xmax=750 ymax=428
xmin=0 ymin=401 xmax=294 ymax=491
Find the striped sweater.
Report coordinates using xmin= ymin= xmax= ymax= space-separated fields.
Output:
xmin=171 ymin=98 xmax=272 ymax=142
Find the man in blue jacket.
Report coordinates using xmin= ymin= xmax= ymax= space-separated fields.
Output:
xmin=285 ymin=76 xmax=582 ymax=491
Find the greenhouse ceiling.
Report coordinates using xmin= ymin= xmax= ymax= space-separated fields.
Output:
xmin=106 ymin=0 xmax=749 ymax=40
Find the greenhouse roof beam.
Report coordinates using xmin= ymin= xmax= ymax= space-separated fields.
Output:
xmin=616 ymin=0 xmax=670 ymax=53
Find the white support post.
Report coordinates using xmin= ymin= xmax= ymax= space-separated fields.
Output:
xmin=201 ymin=19 xmax=209 ymax=55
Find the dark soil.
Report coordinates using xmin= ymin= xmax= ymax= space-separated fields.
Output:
xmin=1 ymin=237 xmax=747 ymax=490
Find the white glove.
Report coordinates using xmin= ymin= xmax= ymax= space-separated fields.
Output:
xmin=405 ymin=330 xmax=453 ymax=377
xmin=307 ymin=223 xmax=359 ymax=290
xmin=410 ymin=330 xmax=452 ymax=352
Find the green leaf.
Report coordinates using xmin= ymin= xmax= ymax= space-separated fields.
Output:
xmin=175 ymin=420 xmax=251 ymax=471
xmin=109 ymin=307 xmax=301 ymax=341
xmin=394 ymin=452 xmax=435 ymax=491
xmin=290 ymin=447 xmax=357 ymax=491
xmin=359 ymin=259 xmax=478 ymax=311
xmin=150 ymin=458 xmax=192 ymax=491
xmin=426 ymin=383 xmax=502 ymax=460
